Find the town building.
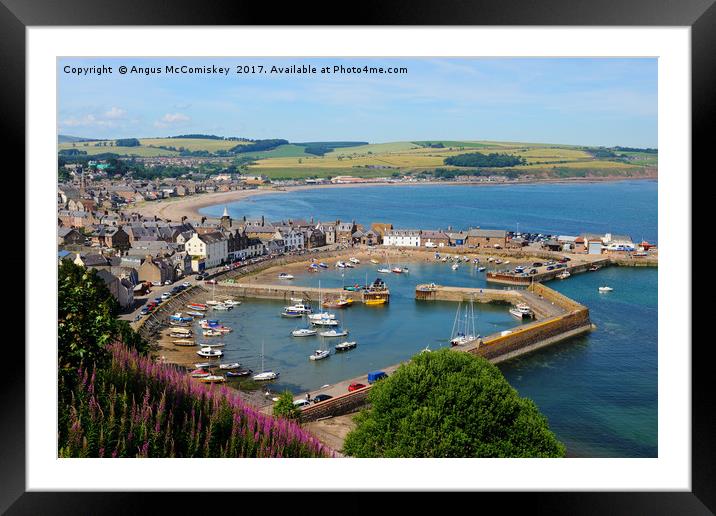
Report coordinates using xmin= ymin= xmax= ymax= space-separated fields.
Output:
xmin=383 ymin=229 xmax=421 ymax=247
xmin=185 ymin=231 xmax=228 ymax=269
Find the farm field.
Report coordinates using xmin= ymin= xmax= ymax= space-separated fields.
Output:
xmin=58 ymin=136 xmax=656 ymax=179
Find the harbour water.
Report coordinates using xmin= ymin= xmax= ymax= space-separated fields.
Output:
xmin=198 ymin=180 xmax=657 ymax=457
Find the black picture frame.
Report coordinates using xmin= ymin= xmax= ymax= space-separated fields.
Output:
xmin=4 ymin=0 xmax=708 ymax=513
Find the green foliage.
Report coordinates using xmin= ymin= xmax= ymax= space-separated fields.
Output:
xmin=444 ymin=152 xmax=526 ymax=168
xmin=343 ymin=349 xmax=565 ymax=458
xmin=230 ymin=139 xmax=289 ymax=154
xmin=115 ymin=138 xmax=141 ymax=147
xmin=273 ymin=390 xmax=302 ymax=421
xmin=58 ymin=261 xmax=148 ymax=382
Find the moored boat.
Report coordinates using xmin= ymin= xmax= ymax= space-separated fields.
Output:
xmin=364 ymin=298 xmax=387 ymax=306
xmin=278 ymin=273 xmax=294 ymax=280
xmin=309 ymin=349 xmax=330 ymax=361
xmin=377 ymin=268 xmax=391 ymax=273
xmin=172 ymin=339 xmax=195 ymax=346
xmin=509 ymin=303 xmax=534 ymax=319
xmin=349 ymin=257 xmax=360 ymax=264
xmin=292 ymin=328 xmax=317 ymax=337
xmin=334 ymin=341 xmax=357 ymax=352
xmin=219 ymin=362 xmax=241 ymax=370
xmin=196 ymin=347 xmax=223 ymax=358
xmin=311 ymin=318 xmax=340 ymax=327
xmin=198 ymin=375 xmax=226 ymax=384
xmin=226 ymin=369 xmax=253 ymax=377
xmin=598 ymin=285 xmax=614 ymax=292
xmin=203 ymin=329 xmax=222 ymax=337
xmin=319 ymin=328 xmax=349 ymax=337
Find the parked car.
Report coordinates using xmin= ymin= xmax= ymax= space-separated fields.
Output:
xmin=195 ymin=275 xmax=204 ymax=280
xmin=546 ymin=265 xmax=555 ymax=270
xmin=292 ymin=399 xmax=311 ymax=408
xmin=205 ymin=279 xmax=217 ymax=284
xmin=182 ymin=282 xmax=191 ymax=288
xmin=532 ymin=262 xmax=543 ymax=267
xmin=348 ymin=383 xmax=366 ymax=392
xmin=529 ymin=269 xmax=538 ymax=275
xmin=151 ymin=281 xmax=162 ymax=286
xmin=164 ymin=280 xmax=172 ymax=285
xmin=312 ymin=394 xmax=333 ymax=404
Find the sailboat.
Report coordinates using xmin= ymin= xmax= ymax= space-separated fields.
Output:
xmin=206 ymin=282 xmax=220 ymax=305
xmin=309 ymin=339 xmax=330 ymax=361
xmin=309 ymin=280 xmax=338 ymax=324
xmin=449 ymin=299 xmax=479 ymax=346
xmin=252 ymin=341 xmax=279 ymax=381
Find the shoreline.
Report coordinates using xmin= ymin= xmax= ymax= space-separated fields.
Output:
xmin=130 ymin=176 xmax=657 ymax=222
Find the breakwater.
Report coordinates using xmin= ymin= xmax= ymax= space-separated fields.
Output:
xmin=135 ymin=285 xmax=207 ymax=340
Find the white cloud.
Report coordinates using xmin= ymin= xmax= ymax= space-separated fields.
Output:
xmin=104 ymin=107 xmax=126 ymax=119
xmin=154 ymin=112 xmax=191 ymax=128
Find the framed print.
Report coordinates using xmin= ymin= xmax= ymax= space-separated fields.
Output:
xmin=4 ymin=0 xmax=710 ymax=512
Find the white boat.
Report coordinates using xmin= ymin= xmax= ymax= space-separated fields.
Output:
xmin=319 ymin=329 xmax=349 ymax=337
xmin=292 ymin=328 xmax=317 ymax=337
xmin=335 ymin=261 xmax=346 ymax=269
xmin=370 ymin=259 xmax=379 ymax=264
xmin=223 ymin=299 xmax=241 ymax=306
xmin=283 ymin=303 xmax=312 ymax=314
xmin=194 ymin=362 xmax=212 ymax=369
xmin=201 ymin=342 xmax=225 ymax=348
xmin=307 ymin=312 xmax=336 ymax=321
xmin=206 ymin=300 xmax=220 ymax=306
xmin=598 ymin=286 xmax=614 ymax=292
xmin=290 ymin=297 xmax=304 ymax=304
xmin=219 ymin=362 xmax=241 ymax=370
xmin=278 ymin=273 xmax=294 ymax=280
xmin=477 ymin=266 xmax=486 ymax=272
xmin=309 ymin=349 xmax=330 ymax=361
xmin=556 ymin=270 xmax=571 ymax=280
xmin=349 ymin=257 xmax=360 ymax=264
xmin=196 ymin=347 xmax=223 ymax=358
xmin=252 ymin=341 xmax=279 ymax=381
xmin=281 ymin=311 xmax=304 ymax=318
xmin=450 ymin=300 xmax=479 ymax=346
xmin=198 ymin=375 xmax=226 ymax=384
xmin=509 ymin=303 xmax=534 ymax=319
xmin=311 ymin=318 xmax=339 ymax=327
xmin=377 ymin=268 xmax=391 ymax=274
xmin=186 ymin=311 xmax=205 ymax=317
xmin=203 ymin=329 xmax=222 ymax=337
xmin=451 ymin=263 xmax=459 ymax=270
xmin=334 ymin=341 xmax=357 ymax=352
xmin=252 ymin=371 xmax=279 ymax=381
xmin=344 ymin=262 xmax=355 ymax=268
xmin=212 ymin=303 xmax=233 ymax=311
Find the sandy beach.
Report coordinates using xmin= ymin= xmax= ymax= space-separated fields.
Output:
xmin=130 ymin=176 xmax=657 ymax=222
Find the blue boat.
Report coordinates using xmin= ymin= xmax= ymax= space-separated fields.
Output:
xmin=318 ymin=262 xmax=328 ymax=269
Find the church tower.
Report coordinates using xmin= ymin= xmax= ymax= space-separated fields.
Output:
xmin=220 ymin=206 xmax=232 ymax=230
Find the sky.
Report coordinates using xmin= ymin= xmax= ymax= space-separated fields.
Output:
xmin=58 ymin=57 xmax=657 ymax=148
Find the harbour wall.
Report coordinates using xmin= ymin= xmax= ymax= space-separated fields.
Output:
xmin=299 ymin=387 xmax=371 ymax=422
xmin=213 ymin=282 xmax=389 ymax=304
xmin=135 ymin=285 xmax=207 ymax=340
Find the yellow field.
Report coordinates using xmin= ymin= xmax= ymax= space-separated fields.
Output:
xmin=58 ymin=143 xmax=178 ymax=157
xmin=520 ymin=160 xmax=640 ymax=170
xmin=140 ymin=138 xmax=250 ymax=151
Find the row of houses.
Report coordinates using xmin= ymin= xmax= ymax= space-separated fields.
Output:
xmin=382 ymin=228 xmax=509 ymax=249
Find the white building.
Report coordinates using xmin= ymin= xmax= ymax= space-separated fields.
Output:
xmin=278 ymin=228 xmax=305 ymax=252
xmin=185 ymin=231 xmax=228 ymax=270
xmin=383 ymin=229 xmax=421 ymax=247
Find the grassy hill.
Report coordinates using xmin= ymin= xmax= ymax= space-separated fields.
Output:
xmin=58 ymin=136 xmax=656 ymax=180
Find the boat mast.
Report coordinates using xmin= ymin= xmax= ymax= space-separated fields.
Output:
xmin=451 ymin=301 xmax=462 ymax=340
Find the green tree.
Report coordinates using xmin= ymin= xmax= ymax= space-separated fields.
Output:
xmin=273 ymin=391 xmax=302 ymax=421
xmin=58 ymin=261 xmax=148 ymax=382
xmin=343 ymin=349 xmax=565 ymax=458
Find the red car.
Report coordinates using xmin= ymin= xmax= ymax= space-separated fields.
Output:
xmin=205 ymin=279 xmax=217 ymax=284
xmin=348 ymin=383 xmax=366 ymax=392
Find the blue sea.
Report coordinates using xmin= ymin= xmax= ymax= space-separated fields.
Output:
xmin=200 ymin=180 xmax=658 ymax=244
xmin=198 ymin=180 xmax=657 ymax=457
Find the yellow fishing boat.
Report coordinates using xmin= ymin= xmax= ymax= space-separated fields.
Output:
xmin=364 ymin=298 xmax=387 ymax=306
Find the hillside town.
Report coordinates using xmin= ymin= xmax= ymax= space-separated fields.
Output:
xmin=58 ymin=166 xmax=656 ymax=313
